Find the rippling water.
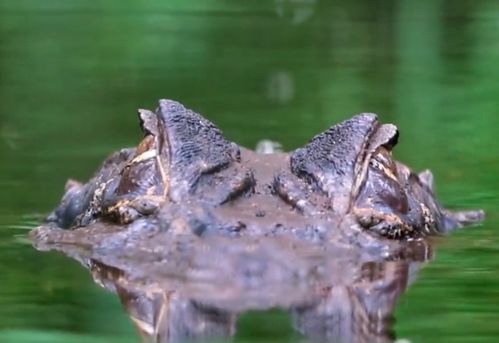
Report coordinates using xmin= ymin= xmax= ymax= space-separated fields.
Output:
xmin=1 ymin=1 xmax=498 ymax=342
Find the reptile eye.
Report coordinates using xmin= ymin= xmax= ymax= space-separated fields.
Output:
xmin=137 ymin=109 xmax=156 ymax=137
xmin=138 ymin=114 xmax=147 ymax=134
xmin=139 ymin=121 xmax=152 ymax=137
xmin=384 ymin=128 xmax=399 ymax=149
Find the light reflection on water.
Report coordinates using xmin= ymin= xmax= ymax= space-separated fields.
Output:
xmin=1 ymin=0 xmax=498 ymax=342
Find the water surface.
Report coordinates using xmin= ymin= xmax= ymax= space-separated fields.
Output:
xmin=1 ymin=1 xmax=498 ymax=342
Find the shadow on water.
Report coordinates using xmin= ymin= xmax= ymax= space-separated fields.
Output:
xmin=33 ymin=232 xmax=432 ymax=343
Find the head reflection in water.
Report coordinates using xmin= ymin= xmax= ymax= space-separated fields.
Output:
xmin=33 ymin=232 xmax=431 ymax=343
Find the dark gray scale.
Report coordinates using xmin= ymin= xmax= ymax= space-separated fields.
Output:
xmin=156 ymin=100 xmax=251 ymax=203
xmin=354 ymin=153 xmax=417 ymax=239
xmin=46 ymin=148 xmax=135 ymax=229
xmin=290 ymin=114 xmax=378 ymax=214
xmin=116 ymin=158 xmax=160 ymax=196
xmin=156 ymin=99 xmax=240 ymax=172
xmin=397 ymin=170 xmax=448 ymax=235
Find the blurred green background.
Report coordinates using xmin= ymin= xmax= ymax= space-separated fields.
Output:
xmin=0 ymin=0 xmax=498 ymax=342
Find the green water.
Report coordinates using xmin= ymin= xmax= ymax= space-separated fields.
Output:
xmin=1 ymin=0 xmax=498 ymax=342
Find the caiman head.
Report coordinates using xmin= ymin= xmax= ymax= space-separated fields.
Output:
xmin=45 ymin=101 xmax=483 ymax=239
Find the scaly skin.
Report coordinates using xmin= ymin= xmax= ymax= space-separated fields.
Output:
xmin=35 ymin=99 xmax=484 ymax=245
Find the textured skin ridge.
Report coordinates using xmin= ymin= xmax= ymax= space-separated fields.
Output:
xmin=157 ymin=99 xmax=239 ymax=170
xmin=290 ymin=113 xmax=378 ymax=196
xmin=156 ymin=100 xmax=241 ymax=199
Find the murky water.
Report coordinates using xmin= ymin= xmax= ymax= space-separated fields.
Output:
xmin=1 ymin=1 xmax=498 ymax=342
